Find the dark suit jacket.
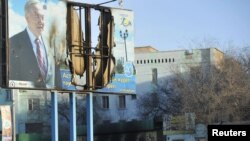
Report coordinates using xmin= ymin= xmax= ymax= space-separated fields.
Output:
xmin=9 ymin=29 xmax=57 ymax=89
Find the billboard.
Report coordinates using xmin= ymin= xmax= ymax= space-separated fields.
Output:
xmin=6 ymin=0 xmax=135 ymax=94
xmin=0 ymin=105 xmax=12 ymax=141
xmin=97 ymin=9 xmax=136 ymax=94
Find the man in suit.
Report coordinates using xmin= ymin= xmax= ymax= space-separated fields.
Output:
xmin=9 ymin=0 xmax=56 ymax=89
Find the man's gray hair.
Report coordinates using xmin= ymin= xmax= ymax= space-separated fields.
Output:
xmin=24 ymin=0 xmax=43 ymax=15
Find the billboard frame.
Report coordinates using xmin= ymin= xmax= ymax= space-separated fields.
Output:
xmin=2 ymin=1 xmax=135 ymax=95
xmin=0 ymin=0 xmax=8 ymax=87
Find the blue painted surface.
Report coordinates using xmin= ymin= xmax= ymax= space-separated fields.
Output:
xmin=97 ymin=74 xmax=136 ymax=94
xmin=60 ymin=69 xmax=76 ymax=90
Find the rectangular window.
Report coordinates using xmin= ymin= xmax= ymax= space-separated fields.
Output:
xmin=25 ymin=123 xmax=43 ymax=133
xmin=119 ymin=95 xmax=126 ymax=109
xmin=152 ymin=68 xmax=158 ymax=84
xmin=102 ymin=96 xmax=109 ymax=109
xmin=131 ymin=95 xmax=136 ymax=100
xmin=28 ymin=98 xmax=40 ymax=111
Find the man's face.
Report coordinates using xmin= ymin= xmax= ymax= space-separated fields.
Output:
xmin=25 ymin=4 xmax=44 ymax=37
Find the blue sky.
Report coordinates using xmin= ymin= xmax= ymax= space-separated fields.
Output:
xmin=121 ymin=0 xmax=250 ymax=51
xmin=10 ymin=0 xmax=250 ymax=51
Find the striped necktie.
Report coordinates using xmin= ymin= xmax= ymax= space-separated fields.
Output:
xmin=35 ymin=38 xmax=47 ymax=79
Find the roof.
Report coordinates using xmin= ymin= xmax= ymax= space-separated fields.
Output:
xmin=134 ymin=46 xmax=158 ymax=53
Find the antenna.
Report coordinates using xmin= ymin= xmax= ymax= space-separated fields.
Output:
xmin=43 ymin=0 xmax=47 ymax=9
xmin=118 ymin=0 xmax=124 ymax=8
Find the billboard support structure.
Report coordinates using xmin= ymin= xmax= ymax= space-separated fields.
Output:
xmin=70 ymin=92 xmax=77 ymax=141
xmin=87 ymin=93 xmax=94 ymax=141
xmin=51 ymin=91 xmax=59 ymax=141
xmin=85 ymin=6 xmax=94 ymax=141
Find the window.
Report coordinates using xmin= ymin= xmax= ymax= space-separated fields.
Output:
xmin=165 ymin=58 xmax=168 ymax=63
xmin=144 ymin=60 xmax=146 ymax=64
xmin=28 ymin=98 xmax=40 ymax=111
xmin=137 ymin=60 xmax=139 ymax=64
xmin=162 ymin=59 xmax=164 ymax=63
xmin=169 ymin=58 xmax=171 ymax=62
xmin=140 ymin=60 xmax=142 ymax=64
xmin=131 ymin=95 xmax=136 ymax=100
xmin=154 ymin=59 xmax=157 ymax=63
xmin=6 ymin=90 xmax=11 ymax=101
xmin=158 ymin=59 xmax=161 ymax=63
xmin=147 ymin=60 xmax=150 ymax=63
xmin=151 ymin=59 xmax=153 ymax=63
xmin=119 ymin=95 xmax=126 ymax=109
xmin=26 ymin=123 xmax=43 ymax=133
xmin=173 ymin=58 xmax=175 ymax=62
xmin=152 ymin=68 xmax=158 ymax=84
xmin=186 ymin=54 xmax=193 ymax=59
xmin=102 ymin=96 xmax=109 ymax=109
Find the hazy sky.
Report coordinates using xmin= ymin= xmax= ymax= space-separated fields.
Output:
xmin=10 ymin=0 xmax=250 ymax=51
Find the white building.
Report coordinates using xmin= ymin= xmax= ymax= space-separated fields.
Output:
xmin=98 ymin=46 xmax=224 ymax=123
xmin=135 ymin=46 xmax=223 ymax=95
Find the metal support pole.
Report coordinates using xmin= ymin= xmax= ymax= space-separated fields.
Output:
xmin=51 ymin=91 xmax=58 ymax=141
xmin=70 ymin=92 xmax=77 ymax=141
xmin=85 ymin=6 xmax=94 ymax=141
xmin=11 ymin=89 xmax=17 ymax=141
xmin=87 ymin=93 xmax=93 ymax=141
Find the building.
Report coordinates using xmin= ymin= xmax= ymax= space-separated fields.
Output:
xmin=0 ymin=46 xmax=224 ymax=136
xmin=135 ymin=46 xmax=223 ymax=95
xmin=98 ymin=46 xmax=224 ymax=123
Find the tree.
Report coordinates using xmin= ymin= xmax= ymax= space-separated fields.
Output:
xmin=173 ymin=53 xmax=250 ymax=124
xmin=136 ymin=48 xmax=250 ymax=124
xmin=136 ymin=80 xmax=182 ymax=119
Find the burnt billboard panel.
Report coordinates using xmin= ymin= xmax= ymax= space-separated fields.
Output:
xmin=7 ymin=0 xmax=135 ymax=94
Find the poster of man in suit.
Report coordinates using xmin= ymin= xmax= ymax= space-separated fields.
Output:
xmin=8 ymin=0 xmax=65 ymax=89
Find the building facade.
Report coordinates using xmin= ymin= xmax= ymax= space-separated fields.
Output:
xmin=0 ymin=46 xmax=224 ymax=135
